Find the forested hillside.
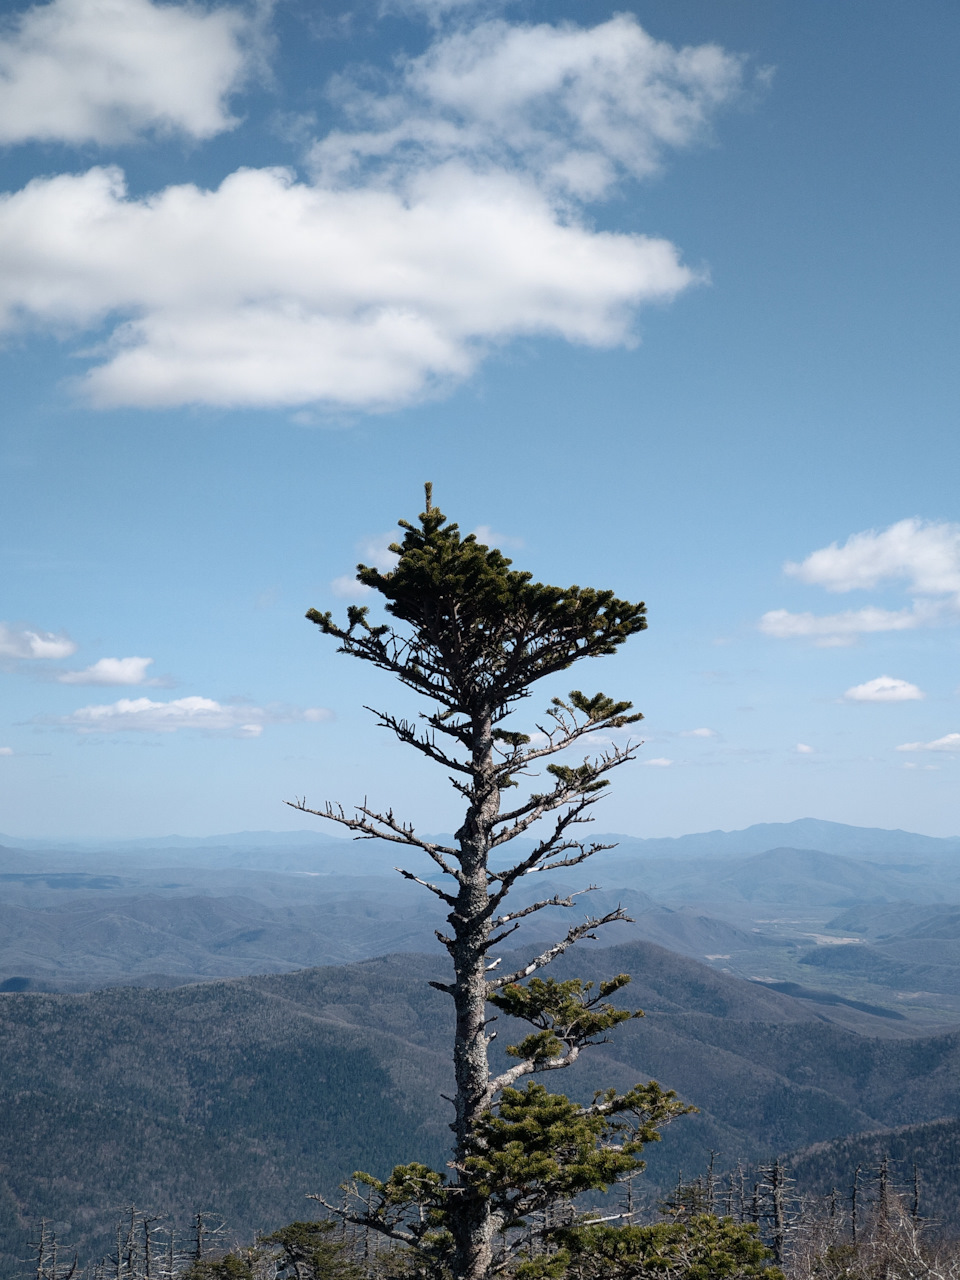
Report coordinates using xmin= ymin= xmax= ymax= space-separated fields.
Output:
xmin=784 ymin=1116 xmax=960 ymax=1230
xmin=3 ymin=940 xmax=960 ymax=1275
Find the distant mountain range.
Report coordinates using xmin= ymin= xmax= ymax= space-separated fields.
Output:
xmin=5 ymin=820 xmax=960 ymax=1002
xmin=3 ymin=817 xmax=960 ymax=858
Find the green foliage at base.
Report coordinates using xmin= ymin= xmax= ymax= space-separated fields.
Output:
xmin=467 ymin=1081 xmax=691 ymax=1210
xmin=346 ymin=1078 xmax=691 ymax=1257
xmin=555 ymin=1215 xmax=783 ymax=1279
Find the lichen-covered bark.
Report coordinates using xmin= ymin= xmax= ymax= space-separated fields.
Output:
xmin=449 ymin=706 xmax=499 ymax=1280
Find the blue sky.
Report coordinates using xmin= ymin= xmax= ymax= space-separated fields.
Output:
xmin=1 ymin=0 xmax=958 ymax=840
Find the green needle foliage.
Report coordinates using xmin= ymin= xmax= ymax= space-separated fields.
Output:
xmin=556 ymin=1217 xmax=784 ymax=1279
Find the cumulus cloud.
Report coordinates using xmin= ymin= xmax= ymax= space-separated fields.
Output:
xmin=0 ymin=0 xmax=252 ymax=145
xmin=49 ymin=695 xmax=332 ymax=736
xmin=56 ymin=655 xmax=157 ymax=685
xmin=897 ymin=733 xmax=960 ymax=753
xmin=761 ymin=520 xmax=960 ymax=645
xmin=0 ymin=165 xmax=694 ymax=410
xmin=0 ymin=621 xmax=76 ymax=660
xmin=786 ymin=519 xmax=960 ymax=596
xmin=843 ymin=675 xmax=924 ymax=703
xmin=644 ymin=756 xmax=673 ymax=767
xmin=0 ymin=14 xmax=745 ymax=410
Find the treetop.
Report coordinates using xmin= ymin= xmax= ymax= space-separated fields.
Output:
xmin=306 ymin=484 xmax=648 ymax=714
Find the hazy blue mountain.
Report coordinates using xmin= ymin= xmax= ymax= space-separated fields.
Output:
xmin=3 ymin=817 xmax=959 ymax=861
xmin=591 ymin=819 xmax=960 ymax=861
xmin=826 ymin=903 xmax=960 ymax=939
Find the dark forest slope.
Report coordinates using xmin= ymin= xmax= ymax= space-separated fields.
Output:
xmin=2 ymin=942 xmax=960 ymax=1274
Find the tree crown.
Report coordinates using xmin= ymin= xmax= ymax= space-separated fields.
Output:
xmin=306 ymin=484 xmax=647 ymax=719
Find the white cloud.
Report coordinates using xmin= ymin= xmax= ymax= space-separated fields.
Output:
xmin=359 ymin=532 xmax=401 ymax=572
xmin=0 ymin=0 xmax=252 ymax=145
xmin=57 ymin=655 xmax=157 ymax=685
xmin=796 ymin=743 xmax=815 ymax=754
xmin=314 ymin=16 xmax=745 ymax=199
xmin=681 ymin=727 xmax=717 ymax=738
xmin=843 ymin=675 xmax=925 ymax=703
xmin=0 ymin=15 xmax=745 ymax=410
xmin=0 ymin=621 xmax=76 ymax=660
xmin=331 ymin=530 xmax=400 ymax=598
xmin=897 ymin=733 xmax=960 ymax=753
xmin=0 ymin=746 xmax=12 ymax=756
xmin=330 ymin=574 xmax=372 ymax=600
xmin=762 ymin=519 xmax=960 ymax=645
xmin=49 ymin=695 xmax=332 ymax=736
xmin=786 ymin=519 xmax=960 ymax=596
xmin=0 ymin=164 xmax=694 ymax=410
xmin=759 ymin=605 xmax=921 ymax=646
xmin=763 ymin=520 xmax=960 ymax=646
xmin=471 ymin=524 xmax=523 ymax=550
xmin=380 ymin=0 xmax=480 ymax=22
xmin=644 ymin=756 xmax=673 ymax=767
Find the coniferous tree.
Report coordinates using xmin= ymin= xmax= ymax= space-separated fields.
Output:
xmin=290 ymin=486 xmax=690 ymax=1280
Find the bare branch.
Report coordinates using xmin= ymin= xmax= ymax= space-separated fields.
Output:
xmin=489 ymin=887 xmax=597 ymax=930
xmin=493 ymin=713 xmax=639 ymax=778
xmin=487 ymin=1045 xmax=582 ymax=1098
xmin=285 ymin=798 xmax=462 ymax=880
xmin=485 ymin=922 xmax=522 ymax=948
xmin=486 ymin=909 xmax=631 ymax=984
xmin=305 ymin=1194 xmax=415 ymax=1248
xmin=396 ymin=867 xmax=458 ymax=907
xmin=489 ymin=798 xmax=616 ymax=899
xmin=365 ymin=706 xmax=472 ymax=775
xmin=493 ymin=743 xmax=638 ymax=837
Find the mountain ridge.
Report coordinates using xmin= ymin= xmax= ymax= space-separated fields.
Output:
xmin=3 ymin=817 xmax=959 ymax=858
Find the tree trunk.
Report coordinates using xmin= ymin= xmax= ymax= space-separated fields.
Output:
xmin=450 ymin=710 xmax=499 ymax=1280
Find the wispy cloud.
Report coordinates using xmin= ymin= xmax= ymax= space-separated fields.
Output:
xmin=330 ymin=531 xmax=400 ymax=599
xmin=57 ymin=656 xmax=158 ymax=686
xmin=761 ymin=520 xmax=960 ymax=646
xmin=0 ymin=747 xmax=12 ymax=756
xmin=312 ymin=16 xmax=745 ymax=199
xmin=471 ymin=525 xmax=523 ymax=550
xmin=0 ymin=15 xmax=745 ymax=411
xmin=680 ymin=727 xmax=717 ymax=738
xmin=0 ymin=621 xmax=76 ymax=660
xmin=897 ymin=733 xmax=960 ymax=753
xmin=0 ymin=0 xmax=252 ymax=146
xmin=760 ymin=605 xmax=921 ymax=646
xmin=796 ymin=743 xmax=815 ymax=754
xmin=843 ymin=675 xmax=924 ymax=703
xmin=46 ymin=696 xmax=332 ymax=736
xmin=644 ymin=756 xmax=673 ymax=767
